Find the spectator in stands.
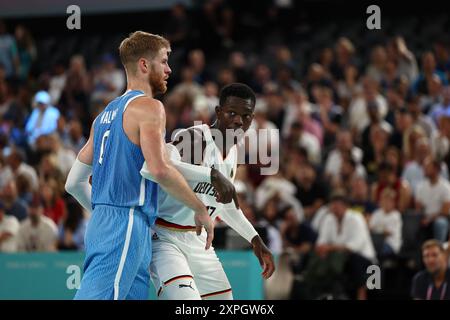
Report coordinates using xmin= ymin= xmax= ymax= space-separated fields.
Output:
xmin=420 ymin=74 xmax=444 ymax=113
xmin=318 ymin=47 xmax=334 ymax=77
xmin=314 ymin=190 xmax=376 ymax=299
xmin=433 ymin=39 xmax=450 ymax=74
xmin=366 ymin=45 xmax=388 ymax=83
xmin=305 ymin=63 xmax=333 ymax=103
xmin=349 ymin=76 xmax=388 ymax=133
xmin=188 ymin=49 xmax=210 ymax=85
xmin=57 ymin=199 xmax=87 ymax=251
xmin=361 ymin=99 xmax=393 ymax=151
xmin=5 ymin=148 xmax=39 ymax=191
xmin=62 ymin=119 xmax=87 ymax=154
xmin=381 ymin=58 xmax=403 ymax=91
xmin=287 ymin=121 xmax=321 ymax=165
xmin=59 ymin=54 xmax=90 ymax=124
xmin=292 ymin=161 xmax=327 ymax=221
xmin=389 ymin=107 xmax=413 ymax=155
xmin=219 ymin=67 xmax=239 ymax=95
xmin=332 ymin=153 xmax=365 ymax=194
xmin=47 ymin=134 xmax=76 ymax=176
xmin=15 ymin=173 xmax=33 ymax=205
xmin=407 ymin=94 xmax=436 ymax=139
xmin=348 ymin=176 xmax=376 ymax=216
xmin=413 ymin=51 xmax=448 ymax=95
xmin=283 ymin=88 xmax=323 ymax=144
xmin=38 ymin=153 xmax=65 ymax=192
xmin=91 ymin=53 xmax=125 ymax=104
xmin=363 ymin=124 xmax=390 ymax=179
xmin=164 ymin=3 xmax=190 ymax=49
xmin=330 ymin=37 xmax=357 ymax=81
xmin=41 ymin=178 xmax=66 ymax=225
xmin=276 ymin=66 xmax=301 ymax=92
xmin=336 ymin=64 xmax=361 ymax=109
xmin=281 ymin=207 xmax=317 ymax=254
xmin=324 ymin=129 xmax=363 ymax=181
xmin=48 ymin=61 xmax=67 ymax=105
xmin=259 ymin=195 xmax=283 ymax=255
xmin=0 ymin=20 xmax=19 ymax=79
xmin=415 ymin=157 xmax=450 ymax=242
xmin=386 ymin=36 xmax=418 ymax=82
xmin=250 ymin=63 xmax=272 ymax=94
xmin=0 ymin=178 xmax=28 ymax=221
xmin=0 ymin=152 xmax=13 ymax=190
xmin=14 ymin=25 xmax=36 ymax=81
xmin=411 ymin=239 xmax=450 ymax=300
xmin=371 ymin=161 xmax=411 ymax=213
xmin=0 ymin=200 xmax=19 ymax=252
xmin=229 ymin=51 xmax=251 ymax=85
xmin=403 ymin=124 xmax=428 ymax=164
xmin=402 ymin=137 xmax=448 ymax=194
xmin=429 ymin=86 xmax=450 ymax=125
xmin=315 ymin=86 xmax=343 ymax=142
xmin=369 ymin=188 xmax=403 ymax=258
xmin=25 ymin=90 xmax=60 ymax=147
xmin=17 ymin=194 xmax=58 ymax=252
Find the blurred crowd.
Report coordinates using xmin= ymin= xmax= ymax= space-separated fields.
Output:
xmin=0 ymin=1 xmax=450 ymax=299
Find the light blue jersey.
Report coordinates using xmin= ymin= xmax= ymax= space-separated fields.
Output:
xmin=75 ymin=90 xmax=157 ymax=300
xmin=91 ymin=89 xmax=158 ymax=221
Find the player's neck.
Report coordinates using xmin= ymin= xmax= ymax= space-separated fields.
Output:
xmin=126 ymin=78 xmax=154 ymax=98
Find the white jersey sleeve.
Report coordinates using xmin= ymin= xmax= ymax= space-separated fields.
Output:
xmin=218 ymin=203 xmax=259 ymax=243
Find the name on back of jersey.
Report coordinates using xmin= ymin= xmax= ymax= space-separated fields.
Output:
xmin=100 ymin=108 xmax=118 ymax=124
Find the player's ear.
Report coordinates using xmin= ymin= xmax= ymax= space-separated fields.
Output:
xmin=138 ymin=58 xmax=149 ymax=73
xmin=215 ymin=105 xmax=222 ymax=117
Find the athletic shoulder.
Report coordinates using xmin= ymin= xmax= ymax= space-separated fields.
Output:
xmin=127 ymin=96 xmax=165 ymax=121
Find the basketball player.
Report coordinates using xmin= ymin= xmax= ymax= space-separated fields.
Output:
xmin=65 ymin=31 xmax=213 ymax=300
xmin=140 ymin=83 xmax=275 ymax=300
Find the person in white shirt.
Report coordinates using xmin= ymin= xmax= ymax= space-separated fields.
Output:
xmin=17 ymin=194 xmax=58 ymax=252
xmin=0 ymin=201 xmax=20 ymax=252
xmin=316 ymin=190 xmax=376 ymax=299
xmin=402 ymin=137 xmax=448 ymax=195
xmin=415 ymin=157 xmax=450 ymax=242
xmin=369 ymin=188 xmax=403 ymax=256
xmin=288 ymin=121 xmax=321 ymax=165
xmin=324 ymin=129 xmax=364 ymax=181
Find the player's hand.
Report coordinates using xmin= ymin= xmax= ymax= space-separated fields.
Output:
xmin=251 ymin=236 xmax=275 ymax=279
xmin=194 ymin=207 xmax=214 ymax=250
xmin=211 ymin=168 xmax=239 ymax=209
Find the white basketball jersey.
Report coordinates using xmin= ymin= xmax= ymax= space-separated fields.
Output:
xmin=157 ymin=124 xmax=238 ymax=226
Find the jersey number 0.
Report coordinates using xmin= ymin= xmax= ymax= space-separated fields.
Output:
xmin=99 ymin=130 xmax=110 ymax=165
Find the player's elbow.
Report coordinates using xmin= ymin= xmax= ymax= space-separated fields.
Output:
xmin=64 ymin=179 xmax=76 ymax=196
xmin=148 ymin=165 xmax=171 ymax=183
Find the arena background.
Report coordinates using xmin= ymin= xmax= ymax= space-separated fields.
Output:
xmin=0 ymin=0 xmax=450 ymax=300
